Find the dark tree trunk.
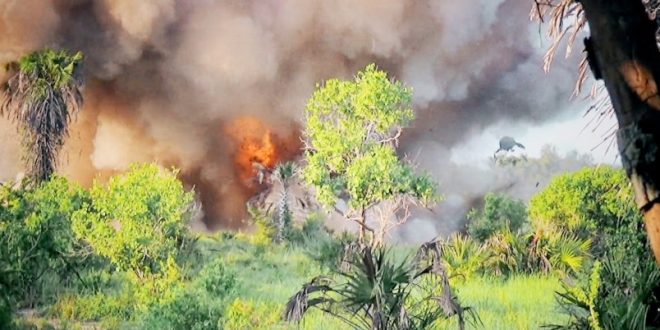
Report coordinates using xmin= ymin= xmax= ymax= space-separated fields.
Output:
xmin=579 ymin=0 xmax=660 ymax=263
xmin=358 ymin=207 xmax=366 ymax=243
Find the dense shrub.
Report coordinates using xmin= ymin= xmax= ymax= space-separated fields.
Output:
xmin=441 ymin=233 xmax=488 ymax=280
xmin=222 ymin=298 xmax=280 ymax=330
xmin=482 ymin=228 xmax=530 ymax=276
xmin=140 ymin=289 xmax=223 ymax=330
xmin=468 ymin=193 xmax=528 ymax=242
xmin=198 ymin=258 xmax=237 ymax=298
xmin=0 ymin=297 xmax=11 ymax=329
xmin=0 ymin=177 xmax=88 ymax=308
xmin=534 ymin=167 xmax=660 ymax=328
xmin=52 ymin=290 xmax=134 ymax=325
xmin=529 ymin=166 xmax=640 ymax=256
xmin=72 ymin=163 xmax=194 ymax=275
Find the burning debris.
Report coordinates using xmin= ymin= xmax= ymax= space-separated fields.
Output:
xmin=494 ymin=136 xmax=525 ymax=157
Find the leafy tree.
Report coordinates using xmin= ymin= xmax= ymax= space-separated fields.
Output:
xmin=0 ymin=177 xmax=88 ymax=308
xmin=533 ymin=0 xmax=660 ymax=263
xmin=467 ymin=193 xmax=528 ymax=242
xmin=529 ymin=166 xmax=641 ymax=256
xmin=530 ymin=167 xmax=660 ymax=326
xmin=72 ymin=163 xmax=195 ymax=303
xmin=302 ymin=64 xmax=438 ymax=243
xmin=1 ymin=49 xmax=84 ymax=182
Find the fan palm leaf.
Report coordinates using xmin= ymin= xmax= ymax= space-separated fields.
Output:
xmin=1 ymin=49 xmax=84 ymax=183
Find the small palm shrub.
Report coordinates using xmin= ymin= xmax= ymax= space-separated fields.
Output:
xmin=284 ymin=245 xmax=474 ymax=329
xmin=482 ymin=228 xmax=530 ymax=276
xmin=441 ymin=233 xmax=488 ymax=280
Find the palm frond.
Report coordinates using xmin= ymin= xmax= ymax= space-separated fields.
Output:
xmin=1 ymin=49 xmax=84 ymax=182
xmin=283 ymin=276 xmax=333 ymax=322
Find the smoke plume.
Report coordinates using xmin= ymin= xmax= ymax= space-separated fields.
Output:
xmin=0 ymin=0 xmax=584 ymax=231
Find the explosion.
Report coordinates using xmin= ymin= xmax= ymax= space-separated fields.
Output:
xmin=225 ymin=116 xmax=302 ymax=191
xmin=0 ymin=0 xmax=583 ymax=235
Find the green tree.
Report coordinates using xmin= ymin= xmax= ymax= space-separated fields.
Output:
xmin=467 ymin=193 xmax=528 ymax=242
xmin=529 ymin=166 xmax=641 ymax=256
xmin=302 ymin=64 xmax=438 ymax=243
xmin=1 ymin=49 xmax=84 ymax=182
xmin=530 ymin=166 xmax=660 ymax=326
xmin=72 ymin=163 xmax=195 ymax=304
xmin=0 ymin=177 xmax=88 ymax=308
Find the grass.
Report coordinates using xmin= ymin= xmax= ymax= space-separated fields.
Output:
xmin=15 ymin=233 xmax=567 ymax=329
xmin=439 ymin=275 xmax=567 ymax=329
xmin=199 ymin=234 xmax=567 ymax=329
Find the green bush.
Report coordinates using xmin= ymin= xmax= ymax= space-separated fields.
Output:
xmin=140 ymin=289 xmax=223 ymax=330
xmin=467 ymin=193 xmax=528 ymax=242
xmin=442 ymin=233 xmax=488 ymax=280
xmin=0 ymin=177 xmax=88 ymax=307
xmin=198 ymin=258 xmax=237 ymax=298
xmin=0 ymin=297 xmax=11 ymax=329
xmin=52 ymin=291 xmax=134 ymax=324
xmin=72 ymin=163 xmax=194 ymax=274
xmin=222 ymin=298 xmax=281 ymax=330
xmin=483 ymin=228 xmax=530 ymax=276
xmin=533 ymin=167 xmax=660 ymax=327
xmin=529 ymin=166 xmax=640 ymax=256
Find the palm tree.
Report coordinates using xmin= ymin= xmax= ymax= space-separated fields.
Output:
xmin=284 ymin=245 xmax=476 ymax=329
xmin=1 ymin=49 xmax=84 ymax=183
xmin=273 ymin=162 xmax=296 ymax=242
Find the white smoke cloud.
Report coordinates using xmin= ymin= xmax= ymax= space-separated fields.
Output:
xmin=0 ymin=0 xmax=592 ymax=231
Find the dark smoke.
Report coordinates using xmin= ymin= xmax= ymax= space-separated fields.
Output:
xmin=0 ymin=0 xmax=586 ymax=231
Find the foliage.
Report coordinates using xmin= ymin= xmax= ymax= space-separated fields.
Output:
xmin=198 ymin=258 xmax=238 ymax=298
xmin=71 ymin=163 xmax=194 ymax=307
xmin=302 ymin=64 xmax=438 ymax=240
xmin=482 ymin=228 xmax=530 ymax=277
xmin=441 ymin=234 xmax=488 ymax=280
xmin=52 ymin=290 xmax=134 ymax=325
xmin=536 ymin=167 xmax=660 ymax=328
xmin=0 ymin=177 xmax=89 ymax=307
xmin=72 ymin=163 xmax=194 ymax=276
xmin=140 ymin=288 xmax=223 ymax=330
xmin=467 ymin=193 xmax=528 ymax=242
xmin=285 ymin=245 xmax=472 ymax=329
xmin=245 ymin=205 xmax=277 ymax=249
xmin=1 ymin=49 xmax=84 ymax=182
xmin=529 ymin=166 xmax=640 ymax=256
xmin=552 ymin=261 xmax=603 ymax=330
xmin=0 ymin=297 xmax=11 ymax=329
xmin=223 ymin=299 xmax=281 ymax=330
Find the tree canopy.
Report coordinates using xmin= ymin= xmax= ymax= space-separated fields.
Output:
xmin=302 ymin=64 xmax=438 ymax=241
xmin=1 ymin=49 xmax=84 ymax=182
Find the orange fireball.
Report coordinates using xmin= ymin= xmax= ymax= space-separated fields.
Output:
xmin=224 ymin=116 xmax=301 ymax=190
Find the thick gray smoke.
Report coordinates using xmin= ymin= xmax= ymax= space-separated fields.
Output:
xmin=0 ymin=0 xmax=586 ymax=232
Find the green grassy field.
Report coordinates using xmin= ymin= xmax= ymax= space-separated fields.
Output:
xmin=199 ymin=234 xmax=566 ymax=330
xmin=16 ymin=233 xmax=566 ymax=329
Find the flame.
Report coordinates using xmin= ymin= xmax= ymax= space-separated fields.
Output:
xmin=225 ymin=116 xmax=300 ymax=190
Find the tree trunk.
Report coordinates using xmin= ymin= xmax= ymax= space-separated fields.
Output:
xmin=579 ymin=0 xmax=660 ymax=263
xmin=358 ymin=208 xmax=366 ymax=244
